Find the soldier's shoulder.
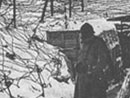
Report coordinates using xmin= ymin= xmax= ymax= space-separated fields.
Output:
xmin=94 ymin=36 xmax=105 ymax=44
xmin=94 ymin=36 xmax=108 ymax=51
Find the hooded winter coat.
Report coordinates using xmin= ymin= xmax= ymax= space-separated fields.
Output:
xmin=74 ymin=36 xmax=113 ymax=98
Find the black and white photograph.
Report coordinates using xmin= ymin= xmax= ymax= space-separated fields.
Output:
xmin=0 ymin=0 xmax=130 ymax=98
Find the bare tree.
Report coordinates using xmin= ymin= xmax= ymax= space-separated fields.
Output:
xmin=0 ymin=0 xmax=3 ymax=8
xmin=69 ymin=0 xmax=72 ymax=17
xmin=40 ymin=0 xmax=49 ymax=22
xmin=50 ymin=0 xmax=54 ymax=16
xmin=81 ymin=0 xmax=84 ymax=12
xmin=13 ymin=0 xmax=16 ymax=28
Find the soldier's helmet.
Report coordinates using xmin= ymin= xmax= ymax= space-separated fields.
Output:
xmin=80 ymin=23 xmax=95 ymax=41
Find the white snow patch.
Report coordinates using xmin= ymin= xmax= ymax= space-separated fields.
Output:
xmin=88 ymin=19 xmax=116 ymax=35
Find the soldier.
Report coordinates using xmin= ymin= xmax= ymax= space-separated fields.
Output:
xmin=74 ymin=23 xmax=114 ymax=98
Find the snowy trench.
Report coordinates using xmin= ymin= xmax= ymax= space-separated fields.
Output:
xmin=1 ymin=0 xmax=130 ymax=98
xmin=0 ymin=25 xmax=75 ymax=98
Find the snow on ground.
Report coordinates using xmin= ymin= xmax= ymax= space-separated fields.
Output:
xmin=88 ymin=19 xmax=116 ymax=35
xmin=68 ymin=18 xmax=116 ymax=35
xmin=0 ymin=0 xmax=130 ymax=98
xmin=0 ymin=19 xmax=117 ymax=98
xmin=0 ymin=20 xmax=74 ymax=98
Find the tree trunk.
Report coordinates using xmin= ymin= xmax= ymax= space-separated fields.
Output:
xmin=69 ymin=0 xmax=72 ymax=17
xmin=0 ymin=0 xmax=3 ymax=8
xmin=40 ymin=0 xmax=49 ymax=22
xmin=50 ymin=0 xmax=54 ymax=16
xmin=81 ymin=0 xmax=84 ymax=12
xmin=13 ymin=0 xmax=16 ymax=28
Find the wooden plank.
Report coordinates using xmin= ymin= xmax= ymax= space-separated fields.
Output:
xmin=46 ymin=30 xmax=80 ymax=61
xmin=115 ymin=24 xmax=130 ymax=30
xmin=107 ymin=15 xmax=130 ymax=22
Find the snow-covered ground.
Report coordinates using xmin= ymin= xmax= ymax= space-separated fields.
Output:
xmin=0 ymin=0 xmax=130 ymax=98
xmin=0 ymin=24 xmax=75 ymax=98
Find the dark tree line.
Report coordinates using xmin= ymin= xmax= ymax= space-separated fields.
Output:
xmin=0 ymin=0 xmax=85 ymax=27
xmin=40 ymin=0 xmax=84 ymax=22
